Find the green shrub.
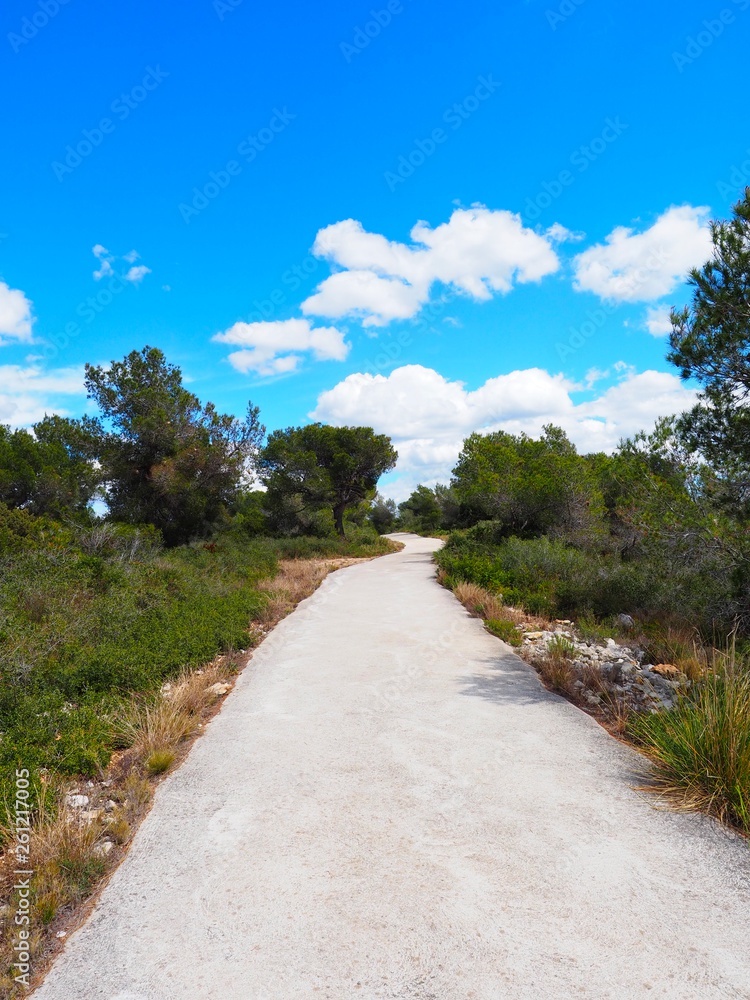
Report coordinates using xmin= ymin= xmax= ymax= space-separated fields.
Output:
xmin=485 ymin=619 xmax=522 ymax=646
xmin=547 ymin=635 xmax=577 ymax=660
xmin=437 ymin=531 xmax=733 ymax=632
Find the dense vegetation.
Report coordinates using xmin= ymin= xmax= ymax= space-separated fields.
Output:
xmin=0 ymin=348 xmax=397 ymax=811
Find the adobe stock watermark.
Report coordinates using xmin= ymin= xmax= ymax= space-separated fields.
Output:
xmin=7 ymin=0 xmax=72 ymax=54
xmin=178 ymin=107 xmax=296 ymax=223
xmin=555 ymin=246 xmax=671 ymax=361
xmin=213 ymin=0 xmax=245 ymax=20
xmin=51 ymin=66 xmax=170 ymax=182
xmin=240 ymin=252 xmax=322 ymax=324
xmin=10 ymin=769 xmax=35 ymax=989
xmin=340 ymin=0 xmax=411 ymax=62
xmin=522 ymin=117 xmax=628 ymax=223
xmin=717 ymin=149 xmax=750 ymax=199
xmin=546 ymin=0 xmax=587 ymax=30
xmin=384 ymin=74 xmax=500 ymax=192
xmin=359 ymin=290 xmax=458 ymax=376
xmin=40 ymin=269 xmax=144 ymax=361
xmin=673 ymin=0 xmax=748 ymax=72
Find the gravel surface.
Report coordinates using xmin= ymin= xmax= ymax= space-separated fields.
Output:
xmin=33 ymin=534 xmax=750 ymax=999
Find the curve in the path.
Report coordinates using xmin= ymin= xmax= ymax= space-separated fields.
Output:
xmin=33 ymin=534 xmax=750 ymax=1000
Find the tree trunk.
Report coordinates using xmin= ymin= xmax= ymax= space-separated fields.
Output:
xmin=333 ymin=503 xmax=346 ymax=538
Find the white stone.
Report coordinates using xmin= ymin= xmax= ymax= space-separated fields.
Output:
xmin=66 ymin=794 xmax=90 ymax=810
xmin=208 ymin=682 xmax=232 ymax=697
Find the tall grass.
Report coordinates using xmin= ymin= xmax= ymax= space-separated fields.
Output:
xmin=629 ymin=659 xmax=750 ymax=832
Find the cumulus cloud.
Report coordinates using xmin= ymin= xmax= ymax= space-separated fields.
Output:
xmin=213 ymin=318 xmax=350 ymax=377
xmin=0 ymin=280 xmax=34 ymax=343
xmin=124 ymin=265 xmax=152 ymax=283
xmin=645 ymin=305 xmax=673 ymax=337
xmin=312 ymin=364 xmax=697 ymax=500
xmin=0 ymin=364 xmax=85 ymax=426
xmin=301 ymin=206 xmax=561 ymax=327
xmin=572 ymin=205 xmax=712 ymax=303
xmin=93 ymin=245 xmax=151 ymax=283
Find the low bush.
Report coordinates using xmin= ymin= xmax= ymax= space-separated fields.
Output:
xmin=485 ymin=619 xmax=522 ymax=646
xmin=437 ymin=532 xmax=735 ymax=633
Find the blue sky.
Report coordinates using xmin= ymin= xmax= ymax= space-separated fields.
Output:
xmin=1 ymin=0 xmax=749 ymax=497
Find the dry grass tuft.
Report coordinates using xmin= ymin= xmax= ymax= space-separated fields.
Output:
xmin=453 ymin=582 xmax=504 ymax=621
xmin=166 ymin=659 xmax=237 ymax=716
xmin=641 ymin=624 xmax=709 ymax=683
xmin=533 ymin=633 xmax=579 ymax=696
xmin=0 ymin=783 xmax=108 ymax=992
xmin=114 ymin=700 xmax=197 ymax=759
xmin=535 ymin=655 xmax=578 ymax=696
xmin=257 ymin=559 xmax=331 ymax=624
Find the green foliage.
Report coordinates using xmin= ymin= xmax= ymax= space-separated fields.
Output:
xmin=0 ymin=418 xmax=100 ymax=519
xmin=576 ymin=616 xmax=618 ymax=644
xmin=262 ymin=525 xmax=395 ymax=559
xmin=629 ymin=665 xmax=750 ymax=832
xmin=83 ymin=346 xmax=265 ymax=545
xmin=451 ymin=425 xmax=608 ymax=546
xmin=485 ymin=619 xmax=522 ymax=646
xmin=0 ymin=503 xmax=57 ymax=555
xmin=260 ymin=423 xmax=397 ymax=537
xmin=669 ymin=189 xmax=750 ymax=496
xmin=229 ymin=490 xmax=270 ymax=537
xmin=369 ymin=493 xmax=397 ymax=534
xmin=0 ymin=527 xmax=271 ymax=802
xmin=436 ymin=530 xmax=730 ymax=626
xmin=398 ymin=484 xmax=442 ymax=534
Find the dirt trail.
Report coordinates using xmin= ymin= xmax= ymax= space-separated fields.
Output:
xmin=33 ymin=534 xmax=750 ymax=999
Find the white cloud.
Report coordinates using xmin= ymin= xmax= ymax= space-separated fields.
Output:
xmin=301 ymin=206 xmax=561 ymax=327
xmin=0 ymin=281 xmax=34 ymax=343
xmin=645 ymin=305 xmax=673 ymax=337
xmin=572 ymin=205 xmax=712 ymax=303
xmin=213 ymin=318 xmax=350 ymax=376
xmin=584 ymin=367 xmax=609 ymax=388
xmin=93 ymin=244 xmax=114 ymax=281
xmin=312 ymin=364 xmax=697 ymax=500
xmin=0 ymin=365 xmax=85 ymax=426
xmin=303 ymin=270 xmax=424 ymax=328
xmin=93 ymin=245 xmax=151 ymax=283
xmin=546 ymin=222 xmax=585 ymax=243
xmin=124 ymin=265 xmax=152 ymax=284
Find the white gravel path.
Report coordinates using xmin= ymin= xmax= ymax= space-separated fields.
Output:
xmin=33 ymin=534 xmax=750 ymax=999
